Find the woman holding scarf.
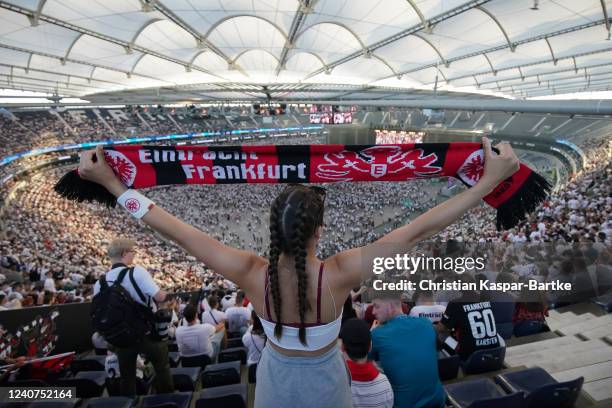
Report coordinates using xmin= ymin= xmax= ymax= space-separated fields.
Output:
xmin=77 ymin=137 xmax=519 ymax=408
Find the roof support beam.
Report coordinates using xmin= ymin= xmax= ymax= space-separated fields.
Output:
xmin=0 ymin=72 xmax=103 ymax=91
xmin=0 ymin=1 xmax=224 ymax=80
xmin=601 ymin=0 xmax=611 ymax=33
xmin=0 ymin=43 xmax=141 ymax=78
xmin=476 ymin=6 xmax=514 ymax=51
xmin=281 ymin=98 xmax=612 ymax=115
xmin=375 ymin=18 xmax=608 ymax=82
xmin=371 ymin=55 xmax=399 ymax=77
xmin=25 ymin=53 xmax=33 ymax=74
xmin=129 ymin=53 xmax=148 ymax=78
xmin=544 ymin=38 xmax=557 ymax=65
xmin=304 ymin=0 xmax=492 ymax=79
xmin=482 ymin=53 xmax=496 ymax=76
xmin=405 ymin=0 xmax=429 ymax=31
xmin=525 ymin=84 xmax=611 ymax=97
xmin=429 ymin=46 xmax=612 ymax=84
xmin=483 ymin=70 xmax=612 ymax=91
xmin=0 ymin=62 xmax=126 ymax=87
xmin=203 ymin=14 xmax=289 ymax=41
xmin=26 ymin=0 xmax=46 ymax=26
xmin=276 ymin=0 xmax=315 ymax=75
xmin=412 ymin=34 xmax=447 ymax=66
xmin=469 ymin=60 xmax=612 ymax=87
xmin=64 ymin=33 xmax=84 ymax=61
xmin=147 ymin=0 xmax=244 ymax=74
xmin=0 ymin=79 xmax=80 ymax=95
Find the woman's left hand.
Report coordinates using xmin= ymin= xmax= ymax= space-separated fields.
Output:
xmin=78 ymin=145 xmax=127 ymax=196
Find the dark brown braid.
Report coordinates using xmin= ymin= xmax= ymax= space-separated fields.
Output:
xmin=267 ymin=185 xmax=324 ymax=345
xmin=268 ymin=198 xmax=283 ymax=340
xmin=291 ymin=200 xmax=311 ymax=345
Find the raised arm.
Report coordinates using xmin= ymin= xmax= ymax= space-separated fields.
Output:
xmin=329 ymin=137 xmax=520 ymax=290
xmin=78 ymin=145 xmax=266 ymax=289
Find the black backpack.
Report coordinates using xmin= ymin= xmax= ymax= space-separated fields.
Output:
xmin=91 ymin=267 xmax=155 ymax=348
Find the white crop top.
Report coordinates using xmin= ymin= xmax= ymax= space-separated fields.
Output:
xmin=259 ymin=263 xmax=342 ymax=352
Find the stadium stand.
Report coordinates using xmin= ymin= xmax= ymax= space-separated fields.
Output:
xmin=1 ymin=1 xmax=612 ymax=407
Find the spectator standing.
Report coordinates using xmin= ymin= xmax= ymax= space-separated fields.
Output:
xmin=93 ymin=239 xmax=173 ymax=396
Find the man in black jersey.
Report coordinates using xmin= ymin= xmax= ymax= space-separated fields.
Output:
xmin=438 ymin=276 xmax=500 ymax=360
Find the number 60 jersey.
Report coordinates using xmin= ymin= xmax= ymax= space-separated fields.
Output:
xmin=440 ymin=295 xmax=500 ymax=360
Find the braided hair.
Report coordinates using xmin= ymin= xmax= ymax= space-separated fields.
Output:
xmin=267 ymin=185 xmax=325 ymax=345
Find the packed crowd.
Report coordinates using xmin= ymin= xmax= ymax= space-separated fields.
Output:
xmin=0 ymin=112 xmax=70 ymax=159
xmin=0 ymin=109 xmax=314 ymax=161
xmin=441 ymin=137 xmax=612 ymax=245
xmin=0 ymin=130 xmax=435 ymax=309
xmin=374 ymin=130 xmax=425 ymax=145
xmin=0 ymin=128 xmax=609 ymax=311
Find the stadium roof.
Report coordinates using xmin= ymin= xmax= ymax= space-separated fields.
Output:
xmin=0 ymin=0 xmax=611 ymax=103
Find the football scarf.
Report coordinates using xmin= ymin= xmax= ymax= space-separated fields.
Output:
xmin=54 ymin=143 xmax=551 ymax=230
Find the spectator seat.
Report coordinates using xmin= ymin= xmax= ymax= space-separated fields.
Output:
xmin=29 ymin=399 xmax=81 ymax=408
xmin=202 ymin=361 xmax=241 ymax=388
xmin=70 ymin=357 xmax=106 ymax=373
xmin=196 ymin=383 xmax=248 ymax=408
xmin=141 ymin=392 xmax=192 ymax=408
xmin=488 ymin=292 xmax=516 ymax=340
xmin=592 ymin=292 xmax=612 ymax=313
xmin=171 ymin=367 xmax=201 ymax=392
xmin=105 ymin=375 xmax=153 ymax=396
xmin=438 ymin=354 xmax=460 ymax=381
xmin=461 ymin=346 xmax=506 ymax=375
xmin=181 ymin=354 xmax=212 ymax=370
xmin=87 ymin=396 xmax=134 ymax=408
xmin=445 ymin=378 xmax=524 ymax=408
xmin=218 ymin=347 xmax=247 ymax=364
xmin=226 ymin=337 xmax=244 ymax=349
xmin=495 ymin=367 xmax=584 ymax=408
xmin=56 ymin=371 xmax=106 ymax=398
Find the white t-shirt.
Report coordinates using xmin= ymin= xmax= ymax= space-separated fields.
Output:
xmin=221 ymin=294 xmax=236 ymax=311
xmin=175 ymin=323 xmax=216 ymax=358
xmin=409 ymin=305 xmax=446 ymax=323
xmin=226 ymin=306 xmax=251 ymax=332
xmin=202 ymin=309 xmax=227 ymax=326
xmin=93 ymin=265 xmax=160 ymax=311
xmin=44 ymin=277 xmax=56 ymax=293
xmin=242 ymin=328 xmax=266 ymax=366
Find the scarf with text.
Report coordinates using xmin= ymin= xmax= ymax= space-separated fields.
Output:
xmin=54 ymin=143 xmax=551 ymax=230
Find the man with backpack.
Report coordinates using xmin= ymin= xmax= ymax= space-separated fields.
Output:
xmin=92 ymin=238 xmax=173 ymax=396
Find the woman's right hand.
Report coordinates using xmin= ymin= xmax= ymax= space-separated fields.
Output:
xmin=476 ymin=137 xmax=520 ymax=195
xmin=78 ymin=145 xmax=126 ymax=196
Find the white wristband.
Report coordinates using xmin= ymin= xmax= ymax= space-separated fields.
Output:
xmin=117 ymin=189 xmax=155 ymax=219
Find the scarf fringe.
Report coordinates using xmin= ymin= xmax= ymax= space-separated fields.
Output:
xmin=495 ymin=171 xmax=552 ymax=230
xmin=53 ymin=170 xmax=117 ymax=208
